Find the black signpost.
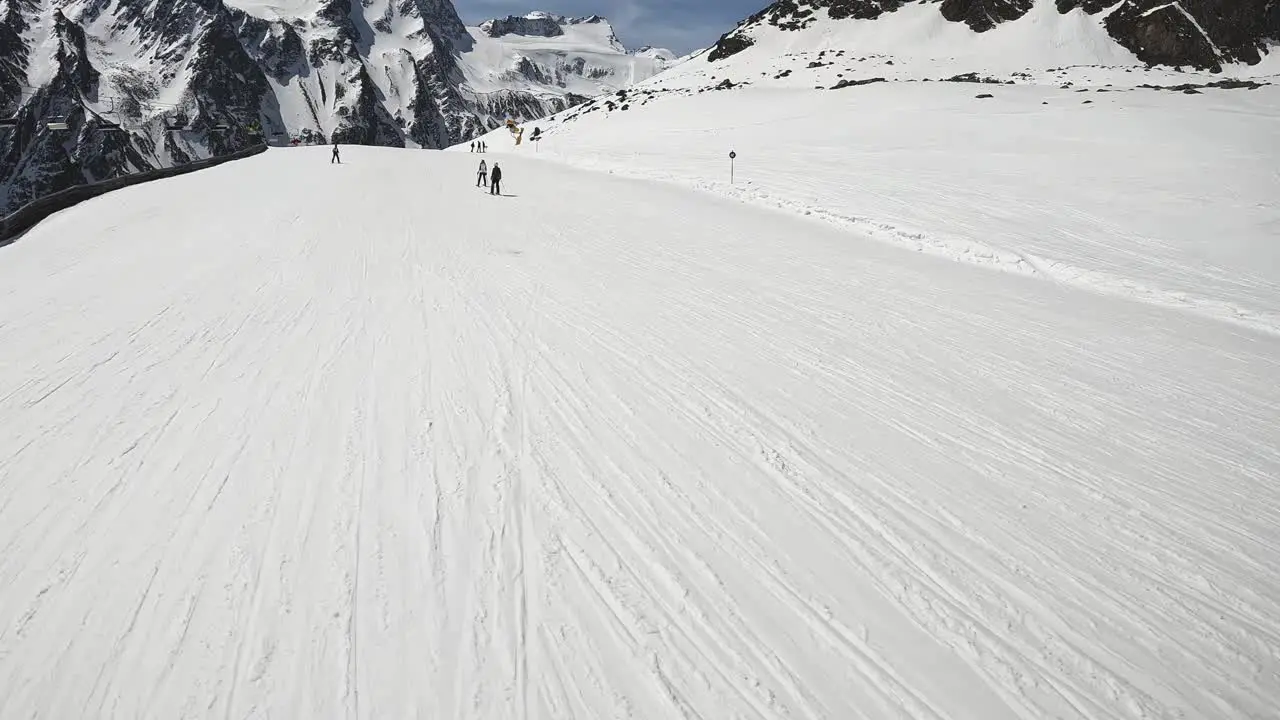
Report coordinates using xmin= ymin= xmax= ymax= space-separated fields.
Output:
xmin=729 ymin=150 xmax=736 ymax=184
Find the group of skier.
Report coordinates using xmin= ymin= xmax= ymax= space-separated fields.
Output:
xmin=476 ymin=160 xmax=503 ymax=195
xmin=330 ymin=140 xmax=505 ymax=196
xmin=469 ymin=141 xmax=487 ymax=153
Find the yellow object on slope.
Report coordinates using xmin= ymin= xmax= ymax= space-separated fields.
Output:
xmin=506 ymin=119 xmax=524 ymax=145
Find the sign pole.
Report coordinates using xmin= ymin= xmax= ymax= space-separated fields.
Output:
xmin=729 ymin=150 xmax=736 ymax=184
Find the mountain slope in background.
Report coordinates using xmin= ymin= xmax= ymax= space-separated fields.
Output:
xmin=0 ymin=1 xmax=674 ymax=214
xmin=707 ymin=0 xmax=1279 ymax=71
xmin=456 ymin=12 xmax=675 ymax=128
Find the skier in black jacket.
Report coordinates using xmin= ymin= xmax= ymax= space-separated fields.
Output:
xmin=331 ymin=143 xmax=341 ymax=164
xmin=489 ymin=163 xmax=502 ymax=195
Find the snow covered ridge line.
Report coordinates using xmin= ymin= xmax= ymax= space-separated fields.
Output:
xmin=707 ymin=0 xmax=1280 ymax=71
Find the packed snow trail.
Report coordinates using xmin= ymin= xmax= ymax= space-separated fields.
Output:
xmin=496 ymin=81 xmax=1280 ymax=332
xmin=0 ymin=147 xmax=1277 ymax=719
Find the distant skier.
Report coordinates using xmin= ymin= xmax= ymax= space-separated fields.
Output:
xmin=480 ymin=140 xmax=487 ymax=153
xmin=476 ymin=159 xmax=488 ymax=187
xmin=331 ymin=143 xmax=341 ymax=164
xmin=470 ymin=141 xmax=475 ymax=152
xmin=489 ymin=163 xmax=502 ymax=195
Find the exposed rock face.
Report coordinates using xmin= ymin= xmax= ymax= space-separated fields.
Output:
xmin=52 ymin=10 xmax=99 ymax=95
xmin=1078 ymin=0 xmax=1279 ymax=69
xmin=707 ymin=0 xmax=1278 ymax=69
xmin=1104 ymin=1 xmax=1224 ymax=70
xmin=826 ymin=0 xmax=906 ymax=20
xmin=939 ymin=0 xmax=1034 ymax=32
xmin=707 ymin=33 xmax=756 ymax=61
xmin=0 ymin=1 xmax=38 ymax=113
xmin=482 ymin=13 xmax=565 ymax=38
xmin=1 ymin=0 xmax=269 ymax=214
xmin=480 ymin=12 xmax=616 ymax=39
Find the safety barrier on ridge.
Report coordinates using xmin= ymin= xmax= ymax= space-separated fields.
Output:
xmin=0 ymin=143 xmax=269 ymax=246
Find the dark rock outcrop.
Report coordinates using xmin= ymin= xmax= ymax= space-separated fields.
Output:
xmin=1104 ymin=2 xmax=1223 ymax=70
xmin=707 ymin=33 xmax=756 ymax=62
xmin=234 ymin=15 xmax=306 ymax=81
xmin=52 ymin=10 xmax=100 ymax=96
xmin=1093 ymin=0 xmax=1275 ymax=69
xmin=945 ymin=72 xmax=1007 ymax=83
xmin=939 ymin=0 xmax=1034 ymax=32
xmin=185 ymin=6 xmax=273 ymax=154
xmin=1140 ymin=78 xmax=1270 ymax=90
xmin=406 ymin=0 xmax=469 ymax=38
xmin=827 ymin=0 xmax=907 ymax=20
xmin=482 ymin=14 xmax=565 ymax=38
xmin=0 ymin=0 xmax=38 ymax=113
xmin=332 ymin=65 xmax=404 ymax=146
xmin=830 ymin=76 xmax=887 ymax=89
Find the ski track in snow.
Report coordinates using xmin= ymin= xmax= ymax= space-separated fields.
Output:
xmin=0 ymin=148 xmax=1278 ymax=719
xmin=614 ymin=168 xmax=1280 ymax=338
xmin=490 ymin=75 xmax=1280 ymax=337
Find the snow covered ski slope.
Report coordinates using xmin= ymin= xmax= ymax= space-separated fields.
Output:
xmin=1 ymin=147 xmax=1279 ymax=719
xmin=472 ymin=1 xmax=1280 ymax=335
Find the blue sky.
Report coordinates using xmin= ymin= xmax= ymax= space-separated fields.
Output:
xmin=455 ymin=0 xmax=766 ymax=55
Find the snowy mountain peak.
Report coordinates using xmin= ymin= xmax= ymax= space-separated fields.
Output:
xmin=633 ymin=46 xmax=678 ymax=61
xmin=518 ymin=11 xmax=607 ymax=23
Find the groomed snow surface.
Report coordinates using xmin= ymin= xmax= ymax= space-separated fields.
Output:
xmin=485 ymin=53 xmax=1280 ymax=334
xmin=1 ymin=143 xmax=1277 ymax=719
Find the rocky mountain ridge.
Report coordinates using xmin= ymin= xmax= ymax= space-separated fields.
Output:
xmin=708 ymin=0 xmax=1279 ymax=71
xmin=481 ymin=12 xmax=613 ymax=39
